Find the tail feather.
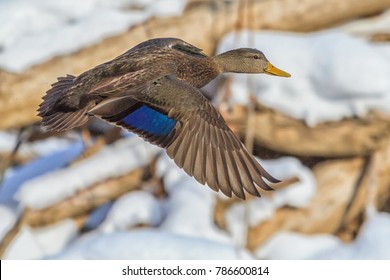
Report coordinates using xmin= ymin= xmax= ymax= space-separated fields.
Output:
xmin=38 ymin=75 xmax=76 ymax=116
xmin=38 ymin=75 xmax=91 ymax=131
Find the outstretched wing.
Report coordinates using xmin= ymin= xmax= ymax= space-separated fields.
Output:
xmin=89 ymin=76 xmax=279 ymax=199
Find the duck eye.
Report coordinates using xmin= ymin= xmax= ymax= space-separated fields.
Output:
xmin=253 ymin=55 xmax=259 ymax=59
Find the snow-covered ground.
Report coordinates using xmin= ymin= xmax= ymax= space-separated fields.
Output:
xmin=1 ymin=0 xmax=390 ymax=260
xmin=256 ymin=208 xmax=390 ymax=260
xmin=51 ymin=229 xmax=253 ymax=260
xmin=3 ymin=131 xmax=388 ymax=259
xmin=0 ymin=131 xmax=318 ymax=259
xmin=5 ymin=219 xmax=79 ymax=260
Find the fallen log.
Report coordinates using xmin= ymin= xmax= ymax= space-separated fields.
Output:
xmin=244 ymin=157 xmax=364 ymax=250
xmin=22 ymin=169 xmax=144 ymax=227
xmin=243 ymin=141 xmax=390 ymax=250
xmin=0 ymin=168 xmax=144 ymax=258
xmin=227 ymin=105 xmax=390 ymax=157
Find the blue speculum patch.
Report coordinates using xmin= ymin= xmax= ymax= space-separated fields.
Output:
xmin=123 ymin=105 xmax=176 ymax=137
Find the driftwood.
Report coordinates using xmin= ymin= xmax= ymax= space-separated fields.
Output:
xmin=22 ymin=169 xmax=144 ymax=227
xmin=1 ymin=0 xmax=390 ymax=129
xmin=226 ymin=105 xmax=390 ymax=157
xmin=213 ymin=135 xmax=390 ymax=250
xmin=242 ymin=141 xmax=390 ymax=250
xmin=214 ymin=157 xmax=363 ymax=249
xmin=0 ymin=168 xmax=144 ymax=258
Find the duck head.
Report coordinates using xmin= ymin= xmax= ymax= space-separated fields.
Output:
xmin=214 ymin=48 xmax=291 ymax=77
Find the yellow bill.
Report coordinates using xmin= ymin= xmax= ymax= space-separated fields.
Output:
xmin=265 ymin=62 xmax=291 ymax=78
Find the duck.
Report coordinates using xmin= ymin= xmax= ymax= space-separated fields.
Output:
xmin=38 ymin=37 xmax=291 ymax=199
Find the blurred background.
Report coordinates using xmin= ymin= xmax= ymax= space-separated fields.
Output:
xmin=1 ymin=0 xmax=390 ymax=259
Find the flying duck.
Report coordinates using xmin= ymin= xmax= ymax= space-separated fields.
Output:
xmin=38 ymin=37 xmax=291 ymax=199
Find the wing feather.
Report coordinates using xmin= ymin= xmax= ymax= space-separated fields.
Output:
xmin=89 ymin=75 xmax=278 ymax=199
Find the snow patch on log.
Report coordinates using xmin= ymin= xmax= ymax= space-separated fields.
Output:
xmin=16 ymin=136 xmax=160 ymax=210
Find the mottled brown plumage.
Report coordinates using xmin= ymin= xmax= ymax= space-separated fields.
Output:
xmin=38 ymin=37 xmax=291 ymax=199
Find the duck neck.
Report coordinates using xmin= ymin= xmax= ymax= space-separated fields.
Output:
xmin=212 ymin=51 xmax=240 ymax=73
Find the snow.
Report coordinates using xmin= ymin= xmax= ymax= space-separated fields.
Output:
xmin=84 ymin=203 xmax=113 ymax=231
xmin=337 ymin=9 xmax=390 ymax=36
xmin=259 ymin=157 xmax=317 ymax=208
xmin=228 ymin=157 xmax=316 ymax=229
xmin=256 ymin=231 xmax=342 ymax=260
xmin=1 ymin=139 xmax=319 ymax=259
xmin=148 ymin=0 xmax=187 ymax=17
xmin=223 ymin=157 xmax=316 ymax=246
xmin=0 ymin=140 xmax=83 ymax=240
xmin=157 ymin=154 xmax=231 ymax=243
xmin=218 ymin=31 xmax=390 ymax=126
xmin=0 ymin=131 xmax=78 ymax=158
xmin=0 ymin=0 xmax=186 ymax=72
xmin=255 ymin=210 xmax=390 ymax=260
xmin=0 ymin=205 xmax=17 ymax=241
xmin=4 ymin=227 xmax=45 ymax=260
xmin=224 ymin=203 xmax=248 ymax=247
xmin=316 ymin=209 xmax=390 ymax=259
xmin=0 ymin=140 xmax=84 ymax=204
xmin=4 ymin=219 xmax=78 ymax=260
xmin=52 ymin=229 xmax=253 ymax=260
xmin=99 ymin=191 xmax=164 ymax=232
xmin=15 ymin=137 xmax=160 ymax=210
xmin=157 ymin=155 xmax=316 ymax=249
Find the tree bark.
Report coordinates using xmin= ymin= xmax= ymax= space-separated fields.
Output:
xmin=227 ymin=105 xmax=390 ymax=157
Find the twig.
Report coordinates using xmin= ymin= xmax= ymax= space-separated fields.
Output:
xmin=0 ymin=127 xmax=33 ymax=188
xmin=336 ymin=155 xmax=371 ymax=234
